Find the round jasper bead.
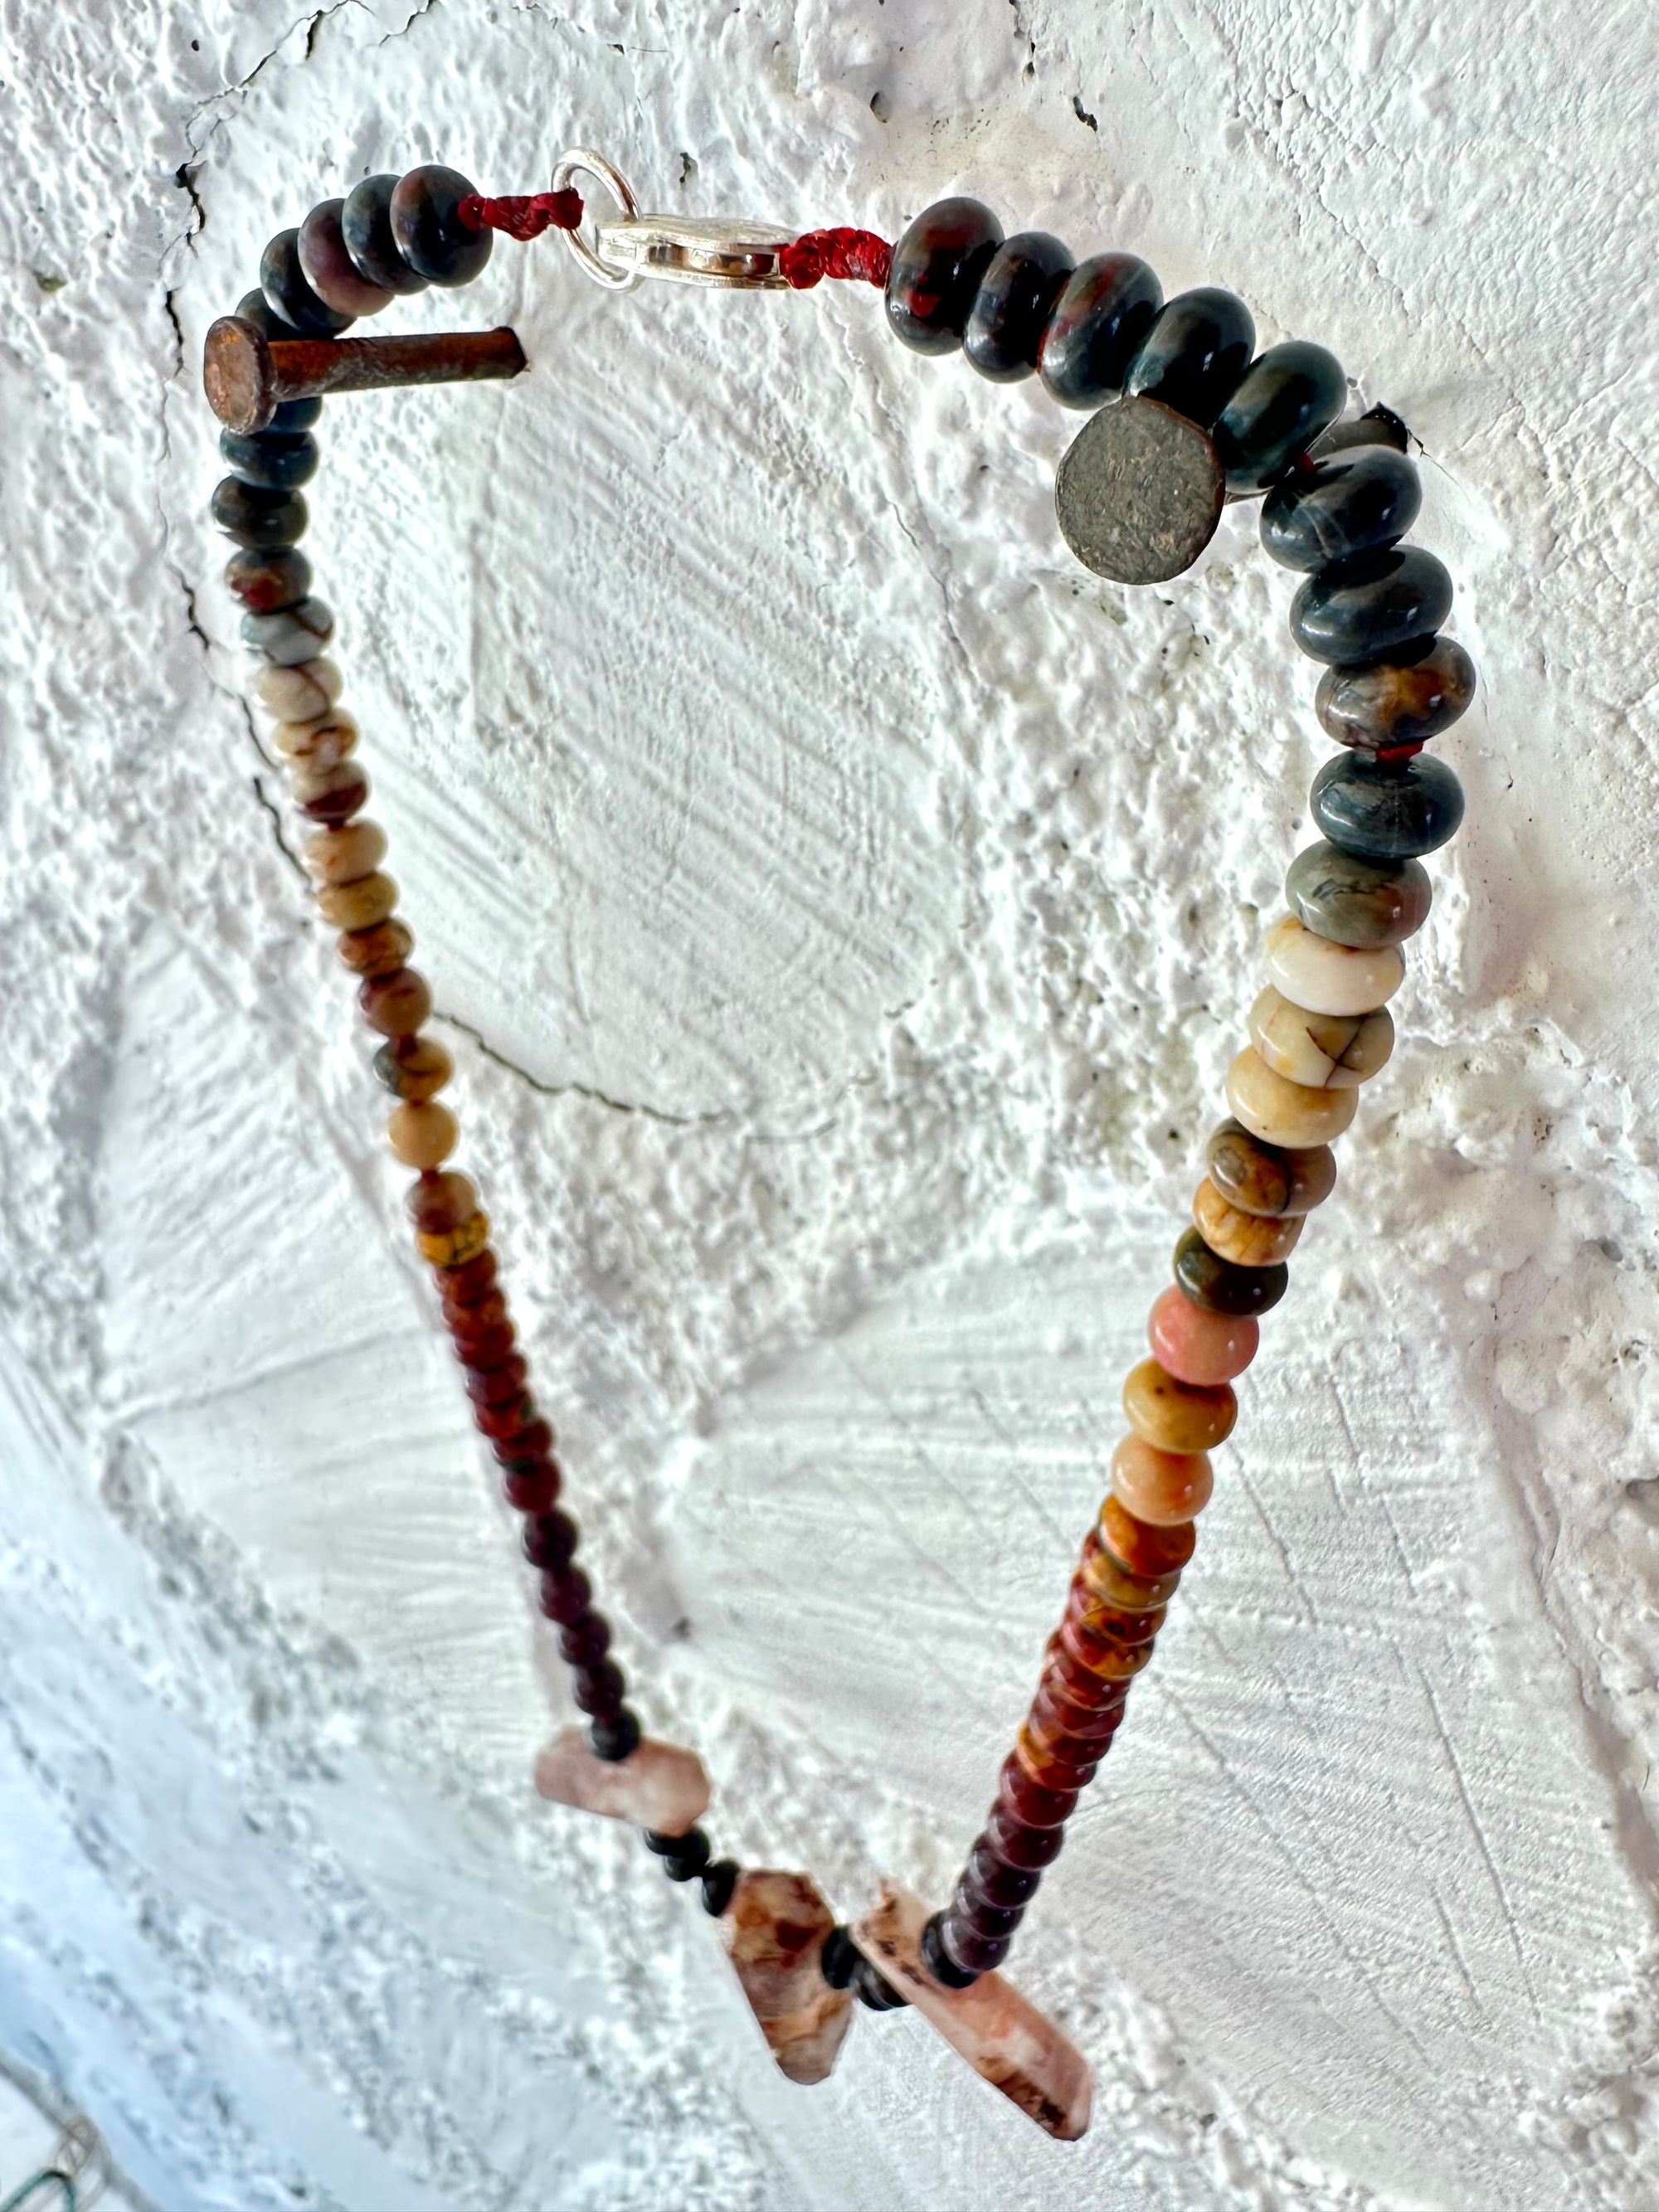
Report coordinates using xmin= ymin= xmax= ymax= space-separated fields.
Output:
xmin=387 ymin=1101 xmax=458 ymax=1169
xmin=1213 ymin=340 xmax=1346 ymax=493
xmin=1039 ymin=251 xmax=1162 ymax=408
xmin=243 ymin=596 xmax=333 ymax=663
xmin=539 ymin=1568 xmax=592 ymax=1624
xmin=1262 ymin=445 xmax=1422 ymax=572
xmin=1226 ymin=1047 xmax=1359 ymax=1149
xmin=373 ymin=1034 xmax=454 ymax=1102
xmin=467 ymin=1355 xmax=529 ymax=1407
xmin=1264 ymin=913 xmax=1404 ymax=1017
xmin=256 ymin=657 xmax=343 ymax=722
xmin=435 ymin=1247 xmax=496 ymax=1303
xmin=1286 ymin=840 xmax=1432 ymax=949
xmin=1092 ymin=1501 xmax=1195 ymax=1580
xmin=419 ymin=1212 xmax=489 ymax=1268
xmin=359 ymin=967 xmax=432 ymax=1038
xmin=1174 ymin=1227 xmax=1290 ymax=1315
xmin=275 ymin=714 xmax=357 ymax=771
xmin=884 ymin=197 xmax=1004 ymax=354
xmin=290 ymin=761 xmax=369 ymax=825
xmin=407 ymin=1170 xmax=480 ymax=1233
xmin=304 ymin=820 xmax=386 ymax=887
xmin=212 ymin=479 xmax=308 ymax=551
xmin=338 ymin=921 xmax=411 ymax=981
xmin=260 ymin=229 xmax=353 ymax=335
xmin=341 ymin=174 xmax=430 ymax=294
xmin=963 ymin=231 xmax=1073 ymax=381
xmin=1311 ymin=751 xmax=1466 ymax=861
xmin=1248 ymin=986 xmax=1394 ymax=1091
xmin=444 ymin=1282 xmax=508 ymax=1333
xmin=474 ymin=1393 xmax=535 ymax=1443
xmin=390 ymin=165 xmax=493 ymax=286
xmin=1316 ymin=637 xmax=1476 ymax=752
xmin=298 ymin=197 xmax=396 ymax=317
xmin=1192 ymin=1178 xmax=1304 ymax=1266
xmin=1122 ymin=1357 xmax=1236 ymax=1452
xmin=504 ymin=1461 xmax=560 ymax=1514
xmin=966 ymin=1841 xmax=1043 ymax=1908
xmin=1148 ymin=1283 xmax=1258 ymax=1384
xmin=1125 ymin=286 xmax=1256 ymax=426
xmin=1078 ymin=1540 xmax=1182 ymax=1612
xmin=225 ymin=546 xmax=312 ymax=614
xmin=1206 ymin=1117 xmax=1336 ymax=1218
xmin=1290 ymin=547 xmax=1455 ymax=666
xmin=221 ymin=429 xmax=319 ymax=493
xmin=984 ymin=1805 xmax=1067 ymax=1870
xmin=499 ymin=1423 xmax=554 ymax=1472
xmin=315 ymin=871 xmax=395 ymax=931
xmin=523 ymin=1510 xmax=579 ymax=1569
xmin=1110 ymin=1433 xmax=1214 ymax=1525
xmin=455 ymin=1320 xmax=515 ymax=1372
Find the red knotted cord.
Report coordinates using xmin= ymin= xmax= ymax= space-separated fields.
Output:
xmin=460 ymin=190 xmax=892 ymax=290
xmin=458 ymin=188 xmax=586 ymax=240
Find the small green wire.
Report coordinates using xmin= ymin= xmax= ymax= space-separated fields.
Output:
xmin=0 ymin=2170 xmax=77 ymax=2212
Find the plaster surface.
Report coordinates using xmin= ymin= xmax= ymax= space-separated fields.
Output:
xmin=1 ymin=2 xmax=1657 ymax=2206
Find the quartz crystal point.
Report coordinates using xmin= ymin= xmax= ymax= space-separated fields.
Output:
xmin=533 ymin=1726 xmax=709 ymax=1836
xmin=851 ymin=1883 xmax=1092 ymax=2139
xmin=721 ymin=1869 xmax=855 ymax=2086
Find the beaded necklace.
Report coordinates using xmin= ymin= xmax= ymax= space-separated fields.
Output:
xmin=203 ymin=148 xmax=1474 ymax=2142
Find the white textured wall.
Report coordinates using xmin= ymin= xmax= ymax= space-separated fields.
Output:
xmin=2 ymin=2 xmax=1657 ymax=2206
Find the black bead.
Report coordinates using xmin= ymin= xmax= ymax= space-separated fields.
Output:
xmin=1038 ymin=251 xmax=1162 ymax=409
xmin=268 ymin=396 xmax=324 ymax=433
xmin=211 ymin=478 xmax=307 ymax=551
xmin=1213 ymin=340 xmax=1346 ymax=494
xmin=1311 ymin=402 xmax=1409 ymax=458
xmin=1290 ymin=546 xmax=1454 ymax=667
xmin=1262 ymin=446 xmax=1423 ymax=574
xmin=219 ymin=428 xmax=319 ymax=492
xmin=700 ymin=1858 xmax=740 ymax=1917
xmin=962 ymin=231 xmax=1073 ymax=382
xmin=390 ymin=165 xmax=492 ymax=287
xmin=1310 ymin=752 xmax=1466 ymax=862
xmin=572 ymin=1660 xmax=627 ymax=1718
xmin=234 ymin=287 xmax=301 ymax=343
xmin=883 ymin=197 xmax=1004 ymax=356
xmin=1173 ymin=1228 xmax=1289 ymax=1316
xmin=645 ymin=1826 xmax=711 ymax=1880
xmin=521 ymin=1510 xmax=579 ymax=1570
xmin=588 ymin=1708 xmax=641 ymax=1762
xmin=854 ymin=1957 xmax=910 ymax=2010
xmin=920 ymin=1912 xmax=978 ymax=1989
xmin=1125 ymin=286 xmax=1255 ymax=427
xmin=260 ymin=229 xmax=353 ymax=337
xmin=557 ymin=1614 xmax=611 ymax=1666
xmin=820 ymin=1926 xmax=860 ymax=1990
xmin=341 ymin=174 xmax=431 ymax=295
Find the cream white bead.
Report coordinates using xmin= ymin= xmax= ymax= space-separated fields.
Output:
xmin=255 ymin=655 xmax=343 ymax=723
xmin=1248 ymin=985 xmax=1394 ymax=1091
xmin=1263 ymin=913 xmax=1404 ymax=1018
xmin=1225 ymin=1047 xmax=1358 ymax=1148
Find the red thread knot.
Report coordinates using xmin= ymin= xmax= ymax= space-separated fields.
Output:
xmin=458 ymin=189 xmax=585 ymax=241
xmin=778 ymin=227 xmax=893 ymax=290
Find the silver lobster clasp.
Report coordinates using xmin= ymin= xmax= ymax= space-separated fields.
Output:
xmin=552 ymin=148 xmax=793 ymax=291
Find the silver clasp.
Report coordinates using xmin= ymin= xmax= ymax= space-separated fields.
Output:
xmin=552 ymin=148 xmax=792 ymax=292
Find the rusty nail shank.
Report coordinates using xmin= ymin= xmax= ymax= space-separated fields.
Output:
xmin=203 ymin=316 xmax=528 ymax=435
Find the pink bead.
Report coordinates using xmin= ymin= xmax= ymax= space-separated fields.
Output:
xmin=1148 ymin=1285 xmax=1258 ymax=1385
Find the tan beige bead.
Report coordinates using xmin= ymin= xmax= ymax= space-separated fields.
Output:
xmin=387 ymin=1101 xmax=459 ymax=1168
xmin=274 ymin=710 xmax=358 ymax=769
xmin=304 ymin=820 xmax=387 ymax=886
xmin=1225 ymin=1047 xmax=1358 ymax=1149
xmin=315 ymin=872 xmax=397 ymax=931
xmin=1122 ymin=1356 xmax=1236 ymax=1451
xmin=1248 ymin=985 xmax=1394 ymax=1091
xmin=1263 ymin=914 xmax=1404 ymax=1018
xmin=255 ymin=655 xmax=343 ymax=723
xmin=1109 ymin=1434 xmax=1214 ymax=1526
xmin=1193 ymin=1177 xmax=1305 ymax=1266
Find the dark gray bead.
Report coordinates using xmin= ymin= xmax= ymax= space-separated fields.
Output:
xmin=389 ymin=165 xmax=492 ymax=287
xmin=219 ymin=428 xmax=319 ymax=491
xmin=1174 ymin=1228 xmax=1288 ymax=1313
xmin=241 ymin=598 xmax=334 ymax=665
xmin=234 ymin=287 xmax=301 ymax=343
xmin=884 ymin=197 xmax=1004 ymax=355
xmin=1055 ymin=395 xmax=1224 ymax=584
xmin=341 ymin=174 xmax=431 ymax=294
xmin=1039 ymin=252 xmax=1162 ymax=409
xmin=1125 ymin=287 xmax=1255 ymax=427
xmin=1316 ymin=637 xmax=1477 ymax=751
xmin=963 ymin=231 xmax=1073 ymax=382
xmin=1311 ymin=753 xmax=1465 ymax=860
xmin=211 ymin=478 xmax=307 ymax=550
xmin=1290 ymin=547 xmax=1454 ymax=665
xmin=1262 ymin=446 xmax=1423 ymax=572
xmin=1214 ymin=340 xmax=1347 ymax=493
xmin=269 ymin=396 xmax=322 ymax=432
xmin=1285 ymin=840 xmax=1433 ymax=948
xmin=1310 ymin=404 xmax=1409 ymax=458
xmin=260 ymin=229 xmax=353 ymax=336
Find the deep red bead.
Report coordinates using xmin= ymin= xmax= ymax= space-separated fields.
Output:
xmin=966 ymin=1841 xmax=1041 ymax=1908
xmin=946 ymin=1878 xmax=1026 ymax=1942
xmin=522 ymin=1511 xmax=579 ymax=1570
xmin=494 ymin=1417 xmax=552 ymax=1466
xmin=937 ymin=1916 xmax=1010 ymax=1976
xmin=538 ymin=1568 xmax=592 ymax=1624
xmin=434 ymin=1249 xmax=498 ymax=1304
xmin=464 ymin=1354 xmax=528 ymax=1406
xmin=473 ymin=1393 xmax=537 ymax=1443
xmin=443 ymin=1286 xmax=509 ymax=1334
xmin=558 ymin=1614 xmax=611 ymax=1666
xmin=572 ymin=1660 xmax=626 ymax=1717
xmin=985 ymin=1805 xmax=1067 ymax=1871
xmin=501 ymin=1460 xmax=561 ymax=1514
xmin=995 ymin=1753 xmax=1077 ymax=1830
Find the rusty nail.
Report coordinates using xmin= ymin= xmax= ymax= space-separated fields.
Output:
xmin=203 ymin=316 xmax=528 ymax=435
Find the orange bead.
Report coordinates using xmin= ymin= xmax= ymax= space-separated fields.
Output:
xmin=1192 ymin=1177 xmax=1304 ymax=1266
xmin=1094 ymin=1501 xmax=1194 ymax=1580
xmin=1122 ymin=1356 xmax=1237 ymax=1452
xmin=387 ymin=1101 xmax=459 ymax=1169
xmin=1109 ymin=1434 xmax=1214 ymax=1526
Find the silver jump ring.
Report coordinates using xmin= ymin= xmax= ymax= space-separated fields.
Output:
xmin=552 ymin=148 xmax=640 ymax=291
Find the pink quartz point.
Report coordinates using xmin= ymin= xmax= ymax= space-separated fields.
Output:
xmin=851 ymin=1882 xmax=1093 ymax=2140
xmin=721 ymin=1869 xmax=855 ymax=2086
xmin=533 ymin=1726 xmax=710 ymax=1836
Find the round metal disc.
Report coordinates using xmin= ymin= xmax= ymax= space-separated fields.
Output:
xmin=1055 ymin=396 xmax=1224 ymax=585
